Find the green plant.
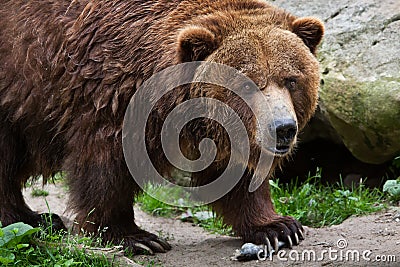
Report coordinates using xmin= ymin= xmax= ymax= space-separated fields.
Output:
xmin=383 ymin=179 xmax=400 ymax=202
xmin=31 ymin=188 xmax=49 ymax=197
xmin=0 ymin=221 xmax=115 ymax=266
xmin=0 ymin=222 xmax=40 ymax=265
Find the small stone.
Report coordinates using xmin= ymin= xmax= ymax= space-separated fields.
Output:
xmin=233 ymin=243 xmax=265 ymax=262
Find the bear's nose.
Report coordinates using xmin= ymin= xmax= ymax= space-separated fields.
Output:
xmin=274 ymin=119 xmax=297 ymax=153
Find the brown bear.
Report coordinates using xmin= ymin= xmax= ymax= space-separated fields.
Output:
xmin=0 ymin=0 xmax=323 ymax=254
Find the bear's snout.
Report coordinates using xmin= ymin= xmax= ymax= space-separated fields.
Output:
xmin=273 ymin=119 xmax=298 ymax=155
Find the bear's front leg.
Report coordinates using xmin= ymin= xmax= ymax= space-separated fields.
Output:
xmin=210 ymin=170 xmax=304 ymax=253
xmin=65 ymin=136 xmax=171 ymax=254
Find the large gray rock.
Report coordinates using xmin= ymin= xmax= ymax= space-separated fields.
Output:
xmin=273 ymin=0 xmax=400 ymax=164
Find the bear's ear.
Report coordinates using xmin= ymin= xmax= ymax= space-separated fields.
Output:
xmin=292 ymin=17 xmax=324 ymax=54
xmin=177 ymin=26 xmax=218 ymax=62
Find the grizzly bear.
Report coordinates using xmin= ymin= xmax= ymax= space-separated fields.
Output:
xmin=0 ymin=0 xmax=323 ymax=254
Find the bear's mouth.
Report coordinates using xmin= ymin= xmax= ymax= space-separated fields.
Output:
xmin=265 ymin=145 xmax=291 ymax=156
xmin=275 ymin=145 xmax=291 ymax=155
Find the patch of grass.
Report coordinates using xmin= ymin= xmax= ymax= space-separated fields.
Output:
xmin=0 ymin=220 xmax=116 ymax=267
xmin=136 ymin=185 xmax=233 ymax=235
xmin=136 ymin=185 xmax=187 ymax=217
xmin=31 ymin=189 xmax=49 ymax=197
xmin=271 ymin=171 xmax=385 ymax=227
xmin=137 ymin=171 xmax=385 ymax=232
xmin=192 ymin=212 xmax=233 ymax=236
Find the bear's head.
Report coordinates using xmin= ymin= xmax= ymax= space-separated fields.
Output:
xmin=175 ymin=15 xmax=324 ymax=166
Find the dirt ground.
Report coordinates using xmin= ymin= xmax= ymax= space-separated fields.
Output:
xmin=24 ymin=183 xmax=399 ymax=267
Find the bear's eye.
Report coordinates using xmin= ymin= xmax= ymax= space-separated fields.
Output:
xmin=284 ymin=77 xmax=298 ymax=91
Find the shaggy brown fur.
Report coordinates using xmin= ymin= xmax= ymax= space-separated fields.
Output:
xmin=0 ymin=0 xmax=323 ymax=253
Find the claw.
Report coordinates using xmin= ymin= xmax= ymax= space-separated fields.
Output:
xmin=273 ymin=237 xmax=279 ymax=253
xmin=265 ymin=237 xmax=273 ymax=254
xmin=298 ymin=229 xmax=305 ymax=240
xmin=157 ymin=238 xmax=172 ymax=250
xmin=134 ymin=243 xmax=154 ymax=255
xmin=287 ymin=236 xmax=293 ymax=249
xmin=294 ymin=233 xmax=299 ymax=245
xmin=148 ymin=241 xmax=165 ymax=253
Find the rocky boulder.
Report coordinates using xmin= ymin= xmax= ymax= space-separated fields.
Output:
xmin=273 ymin=0 xmax=400 ymax=164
